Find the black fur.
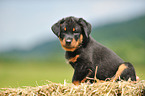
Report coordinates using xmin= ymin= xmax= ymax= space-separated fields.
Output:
xmin=51 ymin=16 xmax=137 ymax=84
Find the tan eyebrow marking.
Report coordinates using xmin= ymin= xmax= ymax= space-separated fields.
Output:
xmin=73 ymin=28 xmax=75 ymax=31
xmin=64 ymin=27 xmax=66 ymax=31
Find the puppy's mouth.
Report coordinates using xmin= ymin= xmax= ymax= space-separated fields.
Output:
xmin=62 ymin=45 xmax=78 ymax=52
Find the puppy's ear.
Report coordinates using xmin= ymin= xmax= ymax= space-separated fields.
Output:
xmin=78 ymin=18 xmax=91 ymax=38
xmin=51 ymin=18 xmax=64 ymax=37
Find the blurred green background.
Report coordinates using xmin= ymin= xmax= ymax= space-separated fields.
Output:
xmin=0 ymin=1 xmax=145 ymax=88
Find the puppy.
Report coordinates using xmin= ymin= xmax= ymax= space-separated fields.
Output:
xmin=51 ymin=16 xmax=137 ymax=85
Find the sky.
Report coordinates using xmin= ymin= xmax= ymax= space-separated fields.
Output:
xmin=0 ymin=0 xmax=145 ymax=51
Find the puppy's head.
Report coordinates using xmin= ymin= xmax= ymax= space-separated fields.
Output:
xmin=51 ymin=16 xmax=91 ymax=52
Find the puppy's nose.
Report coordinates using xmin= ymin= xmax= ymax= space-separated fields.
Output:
xmin=66 ymin=39 xmax=72 ymax=45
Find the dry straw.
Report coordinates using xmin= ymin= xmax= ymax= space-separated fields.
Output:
xmin=0 ymin=80 xmax=145 ymax=96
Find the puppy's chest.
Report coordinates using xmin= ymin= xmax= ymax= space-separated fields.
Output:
xmin=65 ymin=54 xmax=79 ymax=68
xmin=66 ymin=54 xmax=80 ymax=63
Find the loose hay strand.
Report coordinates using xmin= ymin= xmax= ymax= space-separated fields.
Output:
xmin=0 ymin=80 xmax=145 ymax=96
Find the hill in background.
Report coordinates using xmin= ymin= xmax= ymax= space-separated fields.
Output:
xmin=0 ymin=15 xmax=145 ymax=64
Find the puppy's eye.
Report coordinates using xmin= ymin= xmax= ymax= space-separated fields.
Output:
xmin=64 ymin=27 xmax=66 ymax=31
xmin=73 ymin=28 xmax=75 ymax=32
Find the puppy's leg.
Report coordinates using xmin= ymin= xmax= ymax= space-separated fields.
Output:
xmin=111 ymin=64 xmax=128 ymax=81
xmin=81 ymin=69 xmax=93 ymax=83
xmin=72 ymin=68 xmax=92 ymax=85
xmin=111 ymin=62 xmax=137 ymax=81
xmin=120 ymin=62 xmax=137 ymax=81
xmin=82 ymin=66 xmax=105 ymax=83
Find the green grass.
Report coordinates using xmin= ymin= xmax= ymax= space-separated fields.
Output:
xmin=0 ymin=61 xmax=73 ymax=88
xmin=0 ymin=60 xmax=144 ymax=88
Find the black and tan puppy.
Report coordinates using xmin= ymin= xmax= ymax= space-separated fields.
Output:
xmin=51 ymin=16 xmax=137 ymax=85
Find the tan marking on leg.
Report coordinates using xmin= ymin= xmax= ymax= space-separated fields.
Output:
xmin=81 ymin=69 xmax=92 ymax=83
xmin=73 ymin=81 xmax=80 ymax=85
xmin=69 ymin=55 xmax=80 ymax=63
xmin=111 ymin=64 xmax=128 ymax=81
xmin=81 ymin=78 xmax=87 ymax=83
